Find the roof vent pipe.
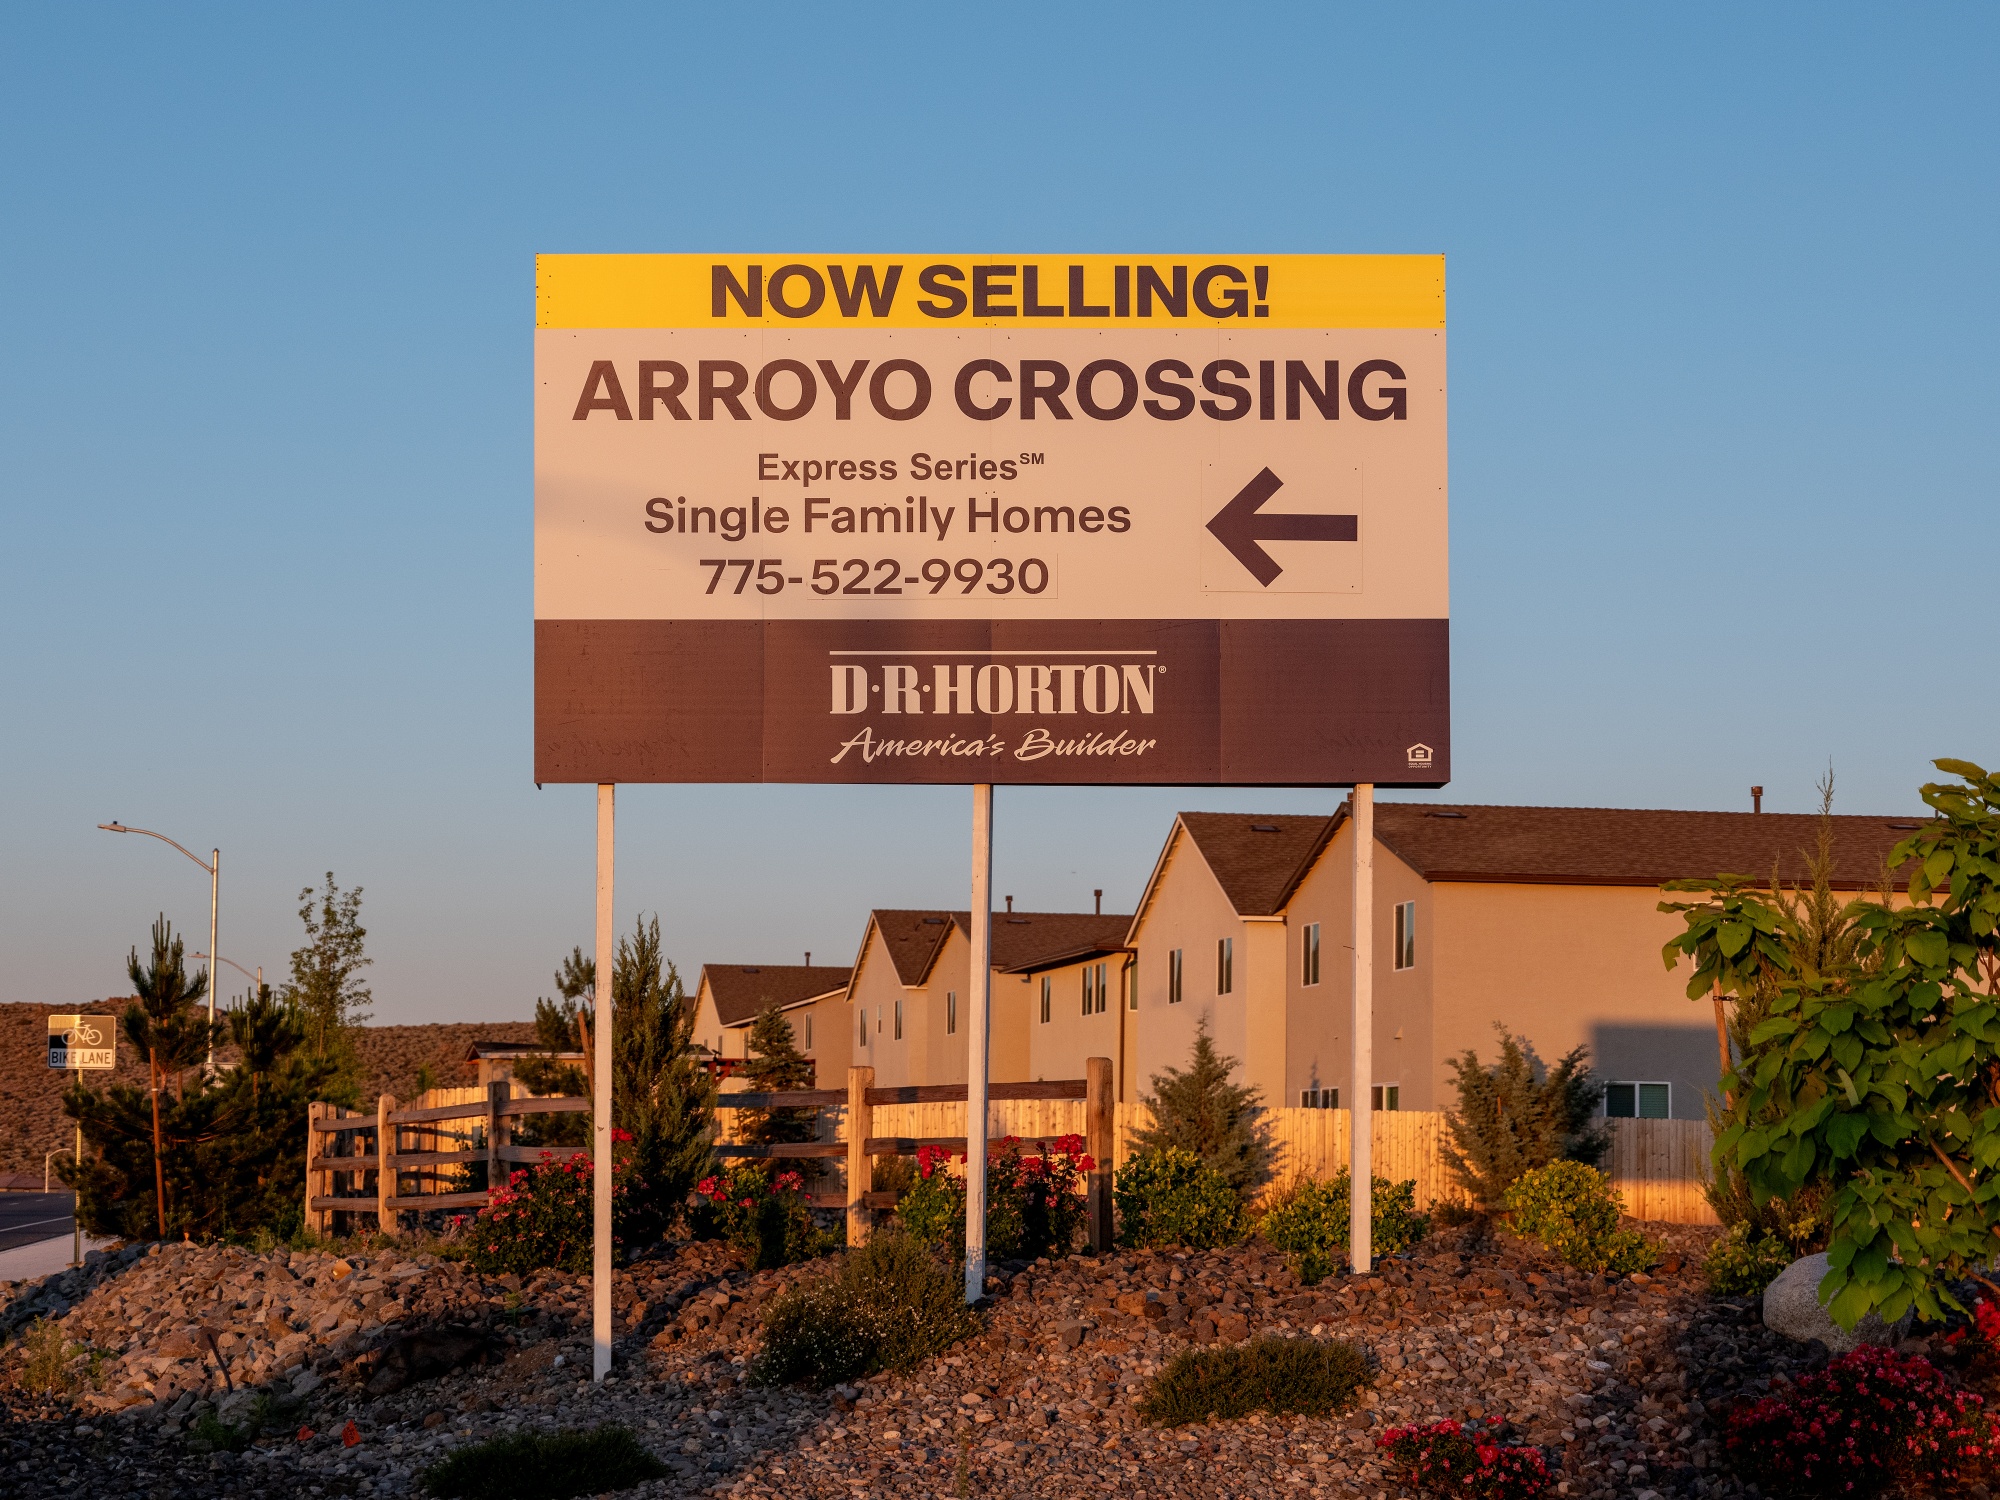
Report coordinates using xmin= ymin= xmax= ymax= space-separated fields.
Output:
xmin=1752 ymin=786 xmax=1764 ymax=814
xmin=1095 ymin=889 xmax=1103 ymax=915
xmin=1005 ymin=895 xmax=1013 ymax=912
xmin=805 ymin=952 xmax=811 ymax=966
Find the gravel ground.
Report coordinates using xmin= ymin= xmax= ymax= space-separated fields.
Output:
xmin=1 ymin=1217 xmax=1846 ymax=1500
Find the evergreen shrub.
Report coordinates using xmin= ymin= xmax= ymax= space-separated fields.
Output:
xmin=1261 ymin=1172 xmax=1430 ymax=1283
xmin=689 ymin=1164 xmax=831 ymax=1270
xmin=1502 ymin=1161 xmax=1655 ymax=1274
xmin=1114 ymin=1147 xmax=1243 ymax=1249
xmin=1702 ymin=1224 xmax=1796 ymax=1297
xmin=1442 ymin=1027 xmax=1608 ymax=1209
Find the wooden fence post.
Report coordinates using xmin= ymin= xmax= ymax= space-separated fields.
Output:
xmin=377 ymin=1093 xmax=397 ymax=1236
xmin=1086 ymin=1057 xmax=1113 ymax=1253
xmin=847 ymin=1065 xmax=874 ymax=1247
xmin=487 ymin=1080 xmax=508 ymax=1196
xmin=305 ymin=1101 xmax=323 ymax=1237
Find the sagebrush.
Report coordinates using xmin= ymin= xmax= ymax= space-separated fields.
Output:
xmin=753 ymin=1230 xmax=978 ymax=1388
xmin=1139 ymin=1336 xmax=1370 ymax=1425
xmin=421 ymin=1424 xmax=666 ymax=1499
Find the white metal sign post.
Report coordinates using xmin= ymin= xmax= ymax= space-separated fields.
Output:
xmin=964 ymin=785 xmax=994 ymax=1302
xmin=48 ymin=1015 xmax=115 ymax=1267
xmin=1348 ymin=786 xmax=1374 ymax=1274
xmin=593 ymin=783 xmax=615 ymax=1382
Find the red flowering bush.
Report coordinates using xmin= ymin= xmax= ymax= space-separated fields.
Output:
xmin=1941 ymin=1295 xmax=2000 ymax=1387
xmin=461 ymin=1130 xmax=641 ymax=1275
xmin=1726 ymin=1344 xmax=2000 ymax=1498
xmin=893 ymin=1135 xmax=1093 ymax=1259
xmin=689 ymin=1163 xmax=831 ymax=1269
xmin=1378 ymin=1418 xmax=1553 ymax=1499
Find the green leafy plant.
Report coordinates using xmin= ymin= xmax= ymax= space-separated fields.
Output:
xmin=1128 ymin=1020 xmax=1276 ymax=1200
xmin=1138 ymin=1336 xmax=1371 ymax=1425
xmin=1703 ymin=1224 xmax=1796 ymax=1297
xmin=1723 ymin=760 xmax=2000 ymax=1329
xmin=421 ymin=1424 xmax=667 ymax=1499
xmin=892 ymin=1138 xmax=1091 ymax=1261
xmin=1502 ymin=1160 xmax=1655 ymax=1274
xmin=1261 ymin=1172 xmax=1430 ymax=1283
xmin=1114 ymin=1147 xmax=1244 ymax=1249
xmin=753 ymin=1230 xmax=978 ymax=1388
xmin=689 ymin=1164 xmax=831 ymax=1269
xmin=1441 ymin=1027 xmax=1607 ymax=1209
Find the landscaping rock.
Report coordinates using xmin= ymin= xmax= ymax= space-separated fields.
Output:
xmin=1762 ymin=1252 xmax=1911 ymax=1353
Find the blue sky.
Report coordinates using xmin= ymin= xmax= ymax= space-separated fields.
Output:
xmin=3 ymin=4 xmax=1993 ymax=1021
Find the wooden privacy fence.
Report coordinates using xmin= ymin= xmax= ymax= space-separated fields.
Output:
xmin=711 ymin=1060 xmax=1117 ymax=1249
xmin=306 ymin=1076 xmax=1716 ymax=1235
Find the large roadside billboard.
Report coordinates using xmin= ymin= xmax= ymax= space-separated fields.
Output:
xmin=534 ymin=255 xmax=1448 ymax=786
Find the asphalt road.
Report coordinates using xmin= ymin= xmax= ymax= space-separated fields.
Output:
xmin=0 ymin=1192 xmax=76 ymax=1252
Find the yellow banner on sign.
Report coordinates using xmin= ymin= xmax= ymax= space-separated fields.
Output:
xmin=536 ymin=254 xmax=1444 ymax=331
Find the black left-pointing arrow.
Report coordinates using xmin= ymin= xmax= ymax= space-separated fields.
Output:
xmin=1205 ymin=467 xmax=1357 ymax=587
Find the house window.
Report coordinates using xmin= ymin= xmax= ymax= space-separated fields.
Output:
xmin=1168 ymin=949 xmax=1183 ymax=1004
xmin=1303 ymin=922 xmax=1321 ymax=986
xmin=1081 ymin=965 xmax=1094 ymax=1016
xmin=804 ymin=1014 xmax=812 ymax=1050
xmin=1217 ymin=938 xmax=1234 ymax=995
xmin=1393 ymin=901 xmax=1416 ymax=971
xmin=1094 ymin=962 xmax=1107 ymax=1014
xmin=859 ymin=1008 xmax=868 ymax=1047
xmin=1081 ymin=961 xmax=1108 ymax=1016
xmin=1039 ymin=976 xmax=1050 ymax=1024
xmin=1605 ymin=1082 xmax=1670 ymax=1119
xmin=1300 ymin=1087 xmax=1339 ymax=1109
xmin=894 ymin=998 xmax=903 ymax=1041
xmin=1371 ymin=1084 xmax=1401 ymax=1112
xmin=1126 ymin=961 xmax=1138 ymax=1011
xmin=947 ymin=991 xmax=958 ymax=1035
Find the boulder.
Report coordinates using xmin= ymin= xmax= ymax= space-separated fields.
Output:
xmin=1762 ymin=1253 xmax=1911 ymax=1354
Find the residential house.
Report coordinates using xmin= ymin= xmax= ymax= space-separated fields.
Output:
xmin=1127 ymin=804 xmax=1916 ymax=1121
xmin=846 ymin=907 xmax=1131 ymax=1088
xmin=691 ymin=963 xmax=854 ymax=1084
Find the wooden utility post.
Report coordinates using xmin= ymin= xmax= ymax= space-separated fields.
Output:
xmin=304 ymin=1101 xmax=324 ymax=1237
xmin=486 ymin=1080 xmax=508 ymax=1192
xmin=1085 ymin=1056 xmax=1114 ymax=1253
xmin=376 ymin=1094 xmax=397 ymax=1236
xmin=846 ymin=1065 xmax=875 ymax=1246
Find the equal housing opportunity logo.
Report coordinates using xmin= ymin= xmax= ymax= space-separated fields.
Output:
xmin=827 ymin=649 xmax=1160 ymax=766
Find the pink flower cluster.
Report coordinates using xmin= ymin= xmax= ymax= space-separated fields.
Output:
xmin=1727 ymin=1344 xmax=2000 ymax=1497
xmin=1377 ymin=1418 xmax=1551 ymax=1499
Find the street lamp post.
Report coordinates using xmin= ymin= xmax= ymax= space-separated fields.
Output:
xmin=99 ymin=822 xmax=220 ymax=1070
xmin=193 ymin=952 xmax=265 ymax=995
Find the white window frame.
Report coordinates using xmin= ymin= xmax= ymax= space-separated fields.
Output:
xmin=894 ymin=998 xmax=903 ymax=1041
xmin=1393 ymin=901 xmax=1416 ymax=971
xmin=803 ymin=1014 xmax=812 ymax=1050
xmin=1370 ymin=1083 xmax=1401 ymax=1112
xmin=1126 ymin=960 xmax=1138 ymax=1011
xmin=1302 ymin=922 xmax=1321 ymax=986
xmin=1039 ymin=975 xmax=1050 ymax=1024
xmin=1168 ymin=948 xmax=1183 ymax=1004
xmin=1217 ymin=937 xmax=1234 ymax=996
xmin=947 ymin=990 xmax=958 ymax=1036
xmin=1299 ymin=1086 xmax=1340 ymax=1109
xmin=1604 ymin=1081 xmax=1671 ymax=1120
xmin=859 ymin=1007 xmax=868 ymax=1047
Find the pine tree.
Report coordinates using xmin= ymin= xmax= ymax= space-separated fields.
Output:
xmin=1130 ymin=1020 xmax=1276 ymax=1200
xmin=739 ymin=1004 xmax=815 ymax=1146
xmin=514 ymin=947 xmax=592 ymax=1102
xmin=1442 ymin=1026 xmax=1608 ymax=1209
xmin=607 ymin=916 xmax=716 ymax=1247
xmin=66 ymin=934 xmax=347 ymax=1242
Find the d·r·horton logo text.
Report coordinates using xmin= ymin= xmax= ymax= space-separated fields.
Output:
xmin=827 ymin=652 xmax=1160 ymax=767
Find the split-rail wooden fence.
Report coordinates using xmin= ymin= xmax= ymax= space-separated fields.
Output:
xmin=306 ymin=1059 xmax=1716 ymax=1235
